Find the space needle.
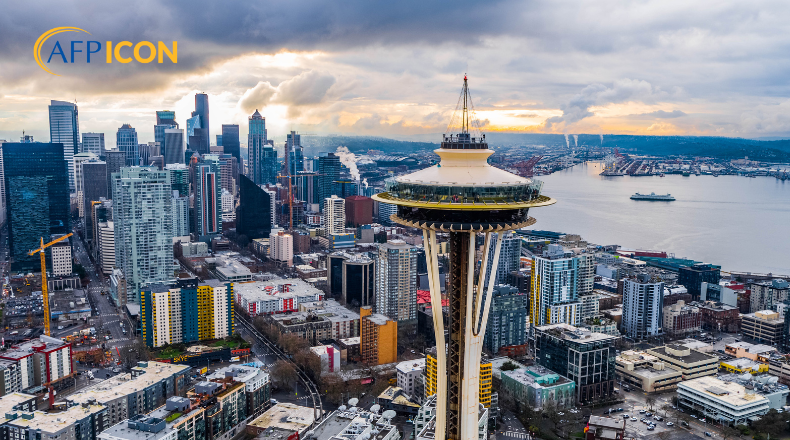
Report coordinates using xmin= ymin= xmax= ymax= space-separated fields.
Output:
xmin=373 ymin=77 xmax=555 ymax=440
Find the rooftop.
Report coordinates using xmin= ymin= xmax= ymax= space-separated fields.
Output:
xmin=396 ymin=358 xmax=426 ymax=374
xmin=8 ymin=404 xmax=106 ymax=434
xmin=248 ymin=403 xmax=316 ymax=434
xmin=1 ymin=335 xmax=68 ymax=359
xmin=234 ymin=279 xmax=323 ymax=302
xmin=534 ymin=323 xmax=618 ymax=343
xmin=364 ymin=313 xmax=393 ymax=326
xmin=501 ymin=365 xmax=572 ymax=388
xmin=648 ymin=345 xmax=718 ymax=365
xmin=299 ymin=300 xmax=359 ymax=324
xmin=679 ymin=375 xmax=773 ymax=407
xmin=0 ymin=393 xmax=36 ymax=423
xmin=65 ymin=362 xmax=190 ymax=405
xmin=725 ymin=358 xmax=763 ymax=370
xmin=98 ymin=417 xmax=175 ymax=440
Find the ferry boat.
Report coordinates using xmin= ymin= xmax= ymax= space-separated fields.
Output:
xmin=630 ymin=192 xmax=676 ymax=201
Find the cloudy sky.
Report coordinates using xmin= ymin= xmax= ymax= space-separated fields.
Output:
xmin=2 ymin=0 xmax=790 ymax=147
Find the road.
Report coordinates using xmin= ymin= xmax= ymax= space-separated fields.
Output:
xmin=235 ymin=312 xmax=324 ymax=424
xmin=70 ymin=232 xmax=134 ymax=350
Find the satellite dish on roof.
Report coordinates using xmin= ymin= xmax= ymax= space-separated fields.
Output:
xmin=338 ymin=405 xmax=347 ymax=411
xmin=348 ymin=398 xmax=359 ymax=407
xmin=383 ymin=410 xmax=396 ymax=420
xmin=370 ymin=404 xmax=381 ymax=413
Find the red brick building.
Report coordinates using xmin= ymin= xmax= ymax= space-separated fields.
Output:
xmin=697 ymin=301 xmax=741 ymax=333
xmin=345 ymin=196 xmax=373 ymax=226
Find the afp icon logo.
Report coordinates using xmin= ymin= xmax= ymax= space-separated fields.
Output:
xmin=34 ymin=26 xmax=177 ymax=75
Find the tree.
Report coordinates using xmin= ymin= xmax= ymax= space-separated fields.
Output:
xmin=501 ymin=361 xmax=519 ymax=371
xmin=660 ymin=403 xmax=673 ymax=418
xmin=719 ymin=425 xmax=741 ymax=440
xmin=751 ymin=409 xmax=789 ymax=438
xmin=118 ymin=340 xmax=151 ymax=368
xmin=293 ymin=349 xmax=322 ymax=383
xmin=270 ymin=360 xmax=299 ymax=391
xmin=645 ymin=396 xmax=656 ymax=411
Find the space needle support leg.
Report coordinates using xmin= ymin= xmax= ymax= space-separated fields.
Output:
xmin=422 ymin=228 xmax=447 ymax=440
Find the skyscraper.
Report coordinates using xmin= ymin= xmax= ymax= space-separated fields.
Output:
xmin=81 ymin=160 xmax=108 ymax=243
xmin=189 ymin=93 xmax=210 ymax=154
xmin=247 ymin=110 xmax=277 ymax=185
xmin=218 ymin=154 xmax=238 ymax=195
xmin=221 ymin=124 xmax=241 ymax=162
xmin=81 ymin=132 xmax=105 ymax=157
xmin=483 ymin=285 xmax=528 ymax=354
xmin=104 ymin=150 xmax=126 ymax=198
xmin=287 ymin=131 xmax=304 ymax=177
xmin=154 ymin=110 xmax=178 ymax=159
xmin=171 ymin=190 xmax=189 ymax=239
xmin=678 ymin=264 xmax=721 ymax=300
xmin=323 ymin=195 xmax=346 ymax=236
xmin=116 ymin=124 xmax=139 ymax=166
xmin=236 ymin=175 xmax=273 ymax=239
xmin=48 ymin=100 xmax=80 ymax=192
xmin=194 ymin=155 xmax=222 ymax=241
xmin=484 ymin=231 xmax=522 ymax=285
xmin=530 ymin=244 xmax=582 ymax=327
xmin=318 ymin=153 xmax=340 ymax=211
xmin=156 ymin=110 xmax=177 ymax=126
xmin=622 ymin=274 xmax=665 ymax=339
xmin=138 ymin=142 xmax=160 ymax=167
xmin=374 ymin=240 xmax=418 ymax=322
xmin=113 ymin=167 xmax=174 ymax=304
xmin=3 ymin=143 xmax=71 ymax=271
xmin=165 ymin=163 xmax=189 ymax=197
xmin=163 ymin=128 xmax=184 ymax=165
xmin=74 ymin=152 xmax=99 ymax=217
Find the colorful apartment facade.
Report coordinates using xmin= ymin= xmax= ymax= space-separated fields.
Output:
xmin=141 ymin=279 xmax=234 ymax=347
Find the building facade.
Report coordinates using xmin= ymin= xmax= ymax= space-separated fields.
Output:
xmin=483 ymin=285 xmax=528 ymax=355
xmin=360 ymin=306 xmax=397 ymax=366
xmin=530 ymin=245 xmax=582 ymax=327
xmin=194 ymin=155 xmax=222 ymax=241
xmin=375 ymin=240 xmax=418 ymax=322
xmin=622 ymin=275 xmax=664 ymax=339
xmin=48 ymin=100 xmax=79 ymax=192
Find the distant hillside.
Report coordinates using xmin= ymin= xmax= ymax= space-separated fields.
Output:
xmin=301 ymin=135 xmax=438 ymax=155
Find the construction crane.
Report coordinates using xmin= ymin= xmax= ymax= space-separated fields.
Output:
xmin=512 ymin=155 xmax=543 ymax=177
xmin=28 ymin=233 xmax=73 ymax=336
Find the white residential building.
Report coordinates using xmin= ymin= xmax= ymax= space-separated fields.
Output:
xmin=270 ymin=231 xmax=293 ymax=266
xmin=221 ymin=189 xmax=235 ymax=222
xmin=323 ymin=195 xmax=345 ymax=236
xmin=375 ymin=240 xmax=418 ymax=322
xmin=98 ymin=221 xmax=115 ymax=274
xmin=397 ymin=358 xmax=426 ymax=398
xmin=622 ymin=275 xmax=664 ymax=339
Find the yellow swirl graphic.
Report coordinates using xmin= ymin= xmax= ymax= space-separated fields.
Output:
xmin=34 ymin=27 xmax=91 ymax=76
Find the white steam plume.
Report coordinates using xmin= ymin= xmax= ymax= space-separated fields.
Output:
xmin=573 ymin=134 xmax=578 ymax=147
xmin=600 ymin=133 xmax=604 ymax=145
xmin=362 ymin=178 xmax=368 ymax=188
xmin=335 ymin=146 xmax=360 ymax=181
xmin=564 ymin=134 xmax=569 ymax=148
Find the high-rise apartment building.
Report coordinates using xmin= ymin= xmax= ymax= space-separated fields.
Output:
xmin=139 ymin=142 xmax=160 ymax=167
xmin=48 ymin=100 xmax=79 ymax=192
xmin=622 ymin=275 xmax=665 ymax=339
xmin=105 ymin=150 xmax=125 ymax=198
xmin=269 ymin=231 xmax=293 ymax=266
xmin=194 ymin=155 xmax=222 ymax=241
xmin=483 ymin=285 xmax=528 ymax=355
xmin=81 ymin=160 xmax=108 ymax=243
xmin=236 ymin=175 xmax=274 ymax=239
xmin=116 ymin=124 xmax=139 ymax=166
xmin=221 ymin=189 xmax=235 ymax=223
xmin=113 ymin=167 xmax=174 ymax=303
xmin=189 ymin=93 xmax=210 ymax=154
xmin=172 ymin=190 xmax=190 ymax=239
xmin=318 ymin=153 xmax=340 ymax=211
xmin=90 ymin=198 xmax=111 ymax=259
xmin=81 ymin=132 xmax=105 ymax=157
xmin=166 ymin=163 xmax=189 ymax=197
xmin=154 ymin=110 xmax=178 ymax=156
xmin=323 ymin=195 xmax=345 ymax=236
xmin=222 ymin=124 xmax=240 ymax=163
xmin=375 ymin=240 xmax=418 ymax=322
xmin=247 ymin=110 xmax=277 ymax=185
xmin=218 ymin=154 xmax=238 ymax=195
xmin=345 ymin=195 xmax=373 ymax=226
xmin=378 ymin=202 xmax=397 ymax=225
xmin=485 ymin=232 xmax=522 ymax=285
xmin=3 ymin=143 xmax=71 ymax=271
xmin=74 ymin=152 xmax=99 ymax=217
xmin=530 ymin=244 xmax=582 ymax=327
xmin=141 ymin=278 xmax=233 ymax=347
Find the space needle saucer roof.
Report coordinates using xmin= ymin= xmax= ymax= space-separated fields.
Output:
xmin=372 ymin=77 xmax=554 ymax=230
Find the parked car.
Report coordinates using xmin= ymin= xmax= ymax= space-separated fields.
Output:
xmin=705 ymin=433 xmax=712 ymax=437
xmin=647 ymin=426 xmax=655 ymax=431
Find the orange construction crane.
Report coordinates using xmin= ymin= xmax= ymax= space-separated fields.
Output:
xmin=28 ymin=233 xmax=73 ymax=336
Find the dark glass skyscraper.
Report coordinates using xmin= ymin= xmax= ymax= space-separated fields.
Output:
xmin=163 ymin=129 xmax=184 ymax=165
xmin=4 ymin=143 xmax=71 ymax=271
xmin=189 ymin=93 xmax=210 ymax=154
xmin=116 ymin=124 xmax=139 ymax=166
xmin=105 ymin=150 xmax=126 ymax=198
xmin=155 ymin=110 xmax=178 ymax=160
xmin=318 ymin=153 xmax=340 ymax=211
xmin=236 ymin=175 xmax=273 ymax=239
xmin=222 ymin=124 xmax=241 ymax=162
xmin=82 ymin=160 xmax=108 ymax=243
xmin=287 ymin=131 xmax=304 ymax=177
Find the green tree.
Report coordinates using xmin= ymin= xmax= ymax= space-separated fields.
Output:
xmin=501 ymin=361 xmax=519 ymax=371
xmin=751 ymin=409 xmax=789 ymax=438
xmin=270 ymin=360 xmax=298 ymax=391
xmin=645 ymin=396 xmax=656 ymax=411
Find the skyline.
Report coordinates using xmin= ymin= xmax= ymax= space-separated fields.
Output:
xmin=4 ymin=1 xmax=790 ymax=146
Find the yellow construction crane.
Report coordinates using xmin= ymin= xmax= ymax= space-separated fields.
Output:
xmin=28 ymin=233 xmax=73 ymax=336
